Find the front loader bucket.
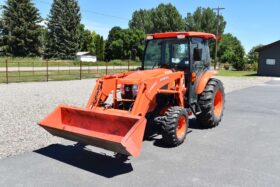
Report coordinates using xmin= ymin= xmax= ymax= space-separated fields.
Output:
xmin=38 ymin=105 xmax=147 ymax=157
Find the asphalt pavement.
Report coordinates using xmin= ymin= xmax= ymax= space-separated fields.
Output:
xmin=0 ymin=80 xmax=280 ymax=187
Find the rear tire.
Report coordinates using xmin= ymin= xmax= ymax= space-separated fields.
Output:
xmin=197 ymin=78 xmax=225 ymax=128
xmin=162 ymin=106 xmax=188 ymax=146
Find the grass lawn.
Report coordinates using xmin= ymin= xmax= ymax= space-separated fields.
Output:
xmin=217 ymin=69 xmax=257 ymax=77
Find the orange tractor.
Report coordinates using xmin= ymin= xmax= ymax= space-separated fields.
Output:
xmin=39 ymin=32 xmax=225 ymax=157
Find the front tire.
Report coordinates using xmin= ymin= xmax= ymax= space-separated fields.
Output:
xmin=197 ymin=78 xmax=225 ymax=128
xmin=162 ymin=106 xmax=188 ymax=146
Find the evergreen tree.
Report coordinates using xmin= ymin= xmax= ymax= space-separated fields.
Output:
xmin=45 ymin=0 xmax=81 ymax=59
xmin=0 ymin=0 xmax=42 ymax=57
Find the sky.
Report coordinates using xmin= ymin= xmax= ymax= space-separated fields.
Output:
xmin=1 ymin=0 xmax=280 ymax=53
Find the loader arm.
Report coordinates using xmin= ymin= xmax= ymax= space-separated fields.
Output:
xmin=85 ymin=69 xmax=185 ymax=116
xmin=131 ymin=71 xmax=185 ymax=116
xmin=86 ymin=72 xmax=131 ymax=109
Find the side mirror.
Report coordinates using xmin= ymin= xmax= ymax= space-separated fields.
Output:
xmin=193 ymin=48 xmax=202 ymax=61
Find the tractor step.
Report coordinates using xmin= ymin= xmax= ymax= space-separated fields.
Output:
xmin=190 ymin=103 xmax=202 ymax=116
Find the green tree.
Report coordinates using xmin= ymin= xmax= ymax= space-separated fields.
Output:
xmin=151 ymin=3 xmax=185 ymax=33
xmin=45 ymin=0 xmax=81 ymax=59
xmin=218 ymin=33 xmax=246 ymax=70
xmin=105 ymin=27 xmax=145 ymax=61
xmin=110 ymin=39 xmax=123 ymax=59
xmin=129 ymin=9 xmax=153 ymax=33
xmin=129 ymin=3 xmax=185 ymax=33
xmin=122 ymin=29 xmax=145 ymax=60
xmin=247 ymin=44 xmax=263 ymax=64
xmin=38 ymin=26 xmax=48 ymax=54
xmin=0 ymin=0 xmax=42 ymax=56
xmin=105 ymin=26 xmax=122 ymax=61
xmin=185 ymin=7 xmax=226 ymax=34
xmin=79 ymin=24 xmax=95 ymax=53
xmin=95 ymin=34 xmax=105 ymax=61
xmin=185 ymin=7 xmax=227 ymax=59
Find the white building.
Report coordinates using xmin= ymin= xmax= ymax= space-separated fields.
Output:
xmin=76 ymin=52 xmax=97 ymax=62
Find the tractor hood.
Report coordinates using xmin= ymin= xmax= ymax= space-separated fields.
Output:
xmin=123 ymin=68 xmax=173 ymax=82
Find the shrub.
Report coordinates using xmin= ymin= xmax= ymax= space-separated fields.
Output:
xmin=232 ymin=60 xmax=245 ymax=71
xmin=223 ymin=63 xmax=230 ymax=70
xmin=244 ymin=64 xmax=253 ymax=71
xmin=252 ymin=62 xmax=258 ymax=71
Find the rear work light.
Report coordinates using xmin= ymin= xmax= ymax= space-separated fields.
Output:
xmin=146 ymin=35 xmax=153 ymax=40
xmin=177 ymin=34 xmax=186 ymax=39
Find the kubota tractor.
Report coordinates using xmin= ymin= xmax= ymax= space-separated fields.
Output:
xmin=39 ymin=32 xmax=225 ymax=158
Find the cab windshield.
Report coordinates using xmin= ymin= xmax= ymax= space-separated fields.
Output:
xmin=143 ymin=38 xmax=190 ymax=70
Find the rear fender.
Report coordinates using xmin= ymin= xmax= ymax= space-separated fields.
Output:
xmin=196 ymin=70 xmax=218 ymax=94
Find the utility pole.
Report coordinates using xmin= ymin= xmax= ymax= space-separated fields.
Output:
xmin=213 ymin=7 xmax=225 ymax=70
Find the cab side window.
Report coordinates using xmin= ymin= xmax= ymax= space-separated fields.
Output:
xmin=191 ymin=38 xmax=210 ymax=69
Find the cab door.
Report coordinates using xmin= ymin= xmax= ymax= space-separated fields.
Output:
xmin=189 ymin=37 xmax=211 ymax=103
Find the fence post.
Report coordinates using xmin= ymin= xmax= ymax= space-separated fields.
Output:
xmin=106 ymin=62 xmax=108 ymax=75
xmin=18 ymin=61 xmax=20 ymax=81
xmin=5 ymin=59 xmax=8 ymax=84
xmin=46 ymin=60 xmax=49 ymax=82
xmin=128 ymin=60 xmax=130 ymax=71
xmin=80 ymin=60 xmax=82 ymax=80
xmin=32 ymin=60 xmax=34 ymax=76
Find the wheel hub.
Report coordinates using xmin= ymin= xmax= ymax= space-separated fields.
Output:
xmin=213 ymin=89 xmax=223 ymax=117
xmin=176 ymin=116 xmax=187 ymax=139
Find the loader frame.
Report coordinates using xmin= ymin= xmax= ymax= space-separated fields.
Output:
xmin=86 ymin=70 xmax=186 ymax=117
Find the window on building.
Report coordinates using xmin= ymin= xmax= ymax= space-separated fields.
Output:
xmin=266 ymin=59 xmax=276 ymax=65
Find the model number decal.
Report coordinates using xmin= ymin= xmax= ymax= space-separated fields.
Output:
xmin=149 ymin=82 xmax=157 ymax=92
xmin=160 ymin=76 xmax=169 ymax=82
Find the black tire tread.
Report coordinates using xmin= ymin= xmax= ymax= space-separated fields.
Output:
xmin=197 ymin=78 xmax=225 ymax=128
xmin=162 ymin=106 xmax=188 ymax=146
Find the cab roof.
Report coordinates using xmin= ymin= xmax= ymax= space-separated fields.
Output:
xmin=147 ymin=32 xmax=216 ymax=40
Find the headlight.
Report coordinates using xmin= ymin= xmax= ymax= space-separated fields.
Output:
xmin=120 ymin=84 xmax=139 ymax=98
xmin=131 ymin=85 xmax=138 ymax=97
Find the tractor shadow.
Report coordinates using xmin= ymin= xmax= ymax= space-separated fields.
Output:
xmin=188 ymin=118 xmax=207 ymax=129
xmin=34 ymin=144 xmax=133 ymax=178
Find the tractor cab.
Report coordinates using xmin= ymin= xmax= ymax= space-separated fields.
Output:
xmin=143 ymin=32 xmax=214 ymax=71
xmin=143 ymin=32 xmax=216 ymax=104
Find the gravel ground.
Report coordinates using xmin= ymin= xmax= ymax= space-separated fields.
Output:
xmin=0 ymin=76 xmax=274 ymax=159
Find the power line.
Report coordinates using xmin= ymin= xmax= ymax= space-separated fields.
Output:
xmin=34 ymin=0 xmax=129 ymax=21
xmin=212 ymin=6 xmax=225 ymax=70
xmin=82 ymin=10 xmax=129 ymax=21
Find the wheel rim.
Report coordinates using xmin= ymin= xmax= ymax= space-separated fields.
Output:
xmin=213 ymin=89 xmax=223 ymax=117
xmin=176 ymin=115 xmax=187 ymax=139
